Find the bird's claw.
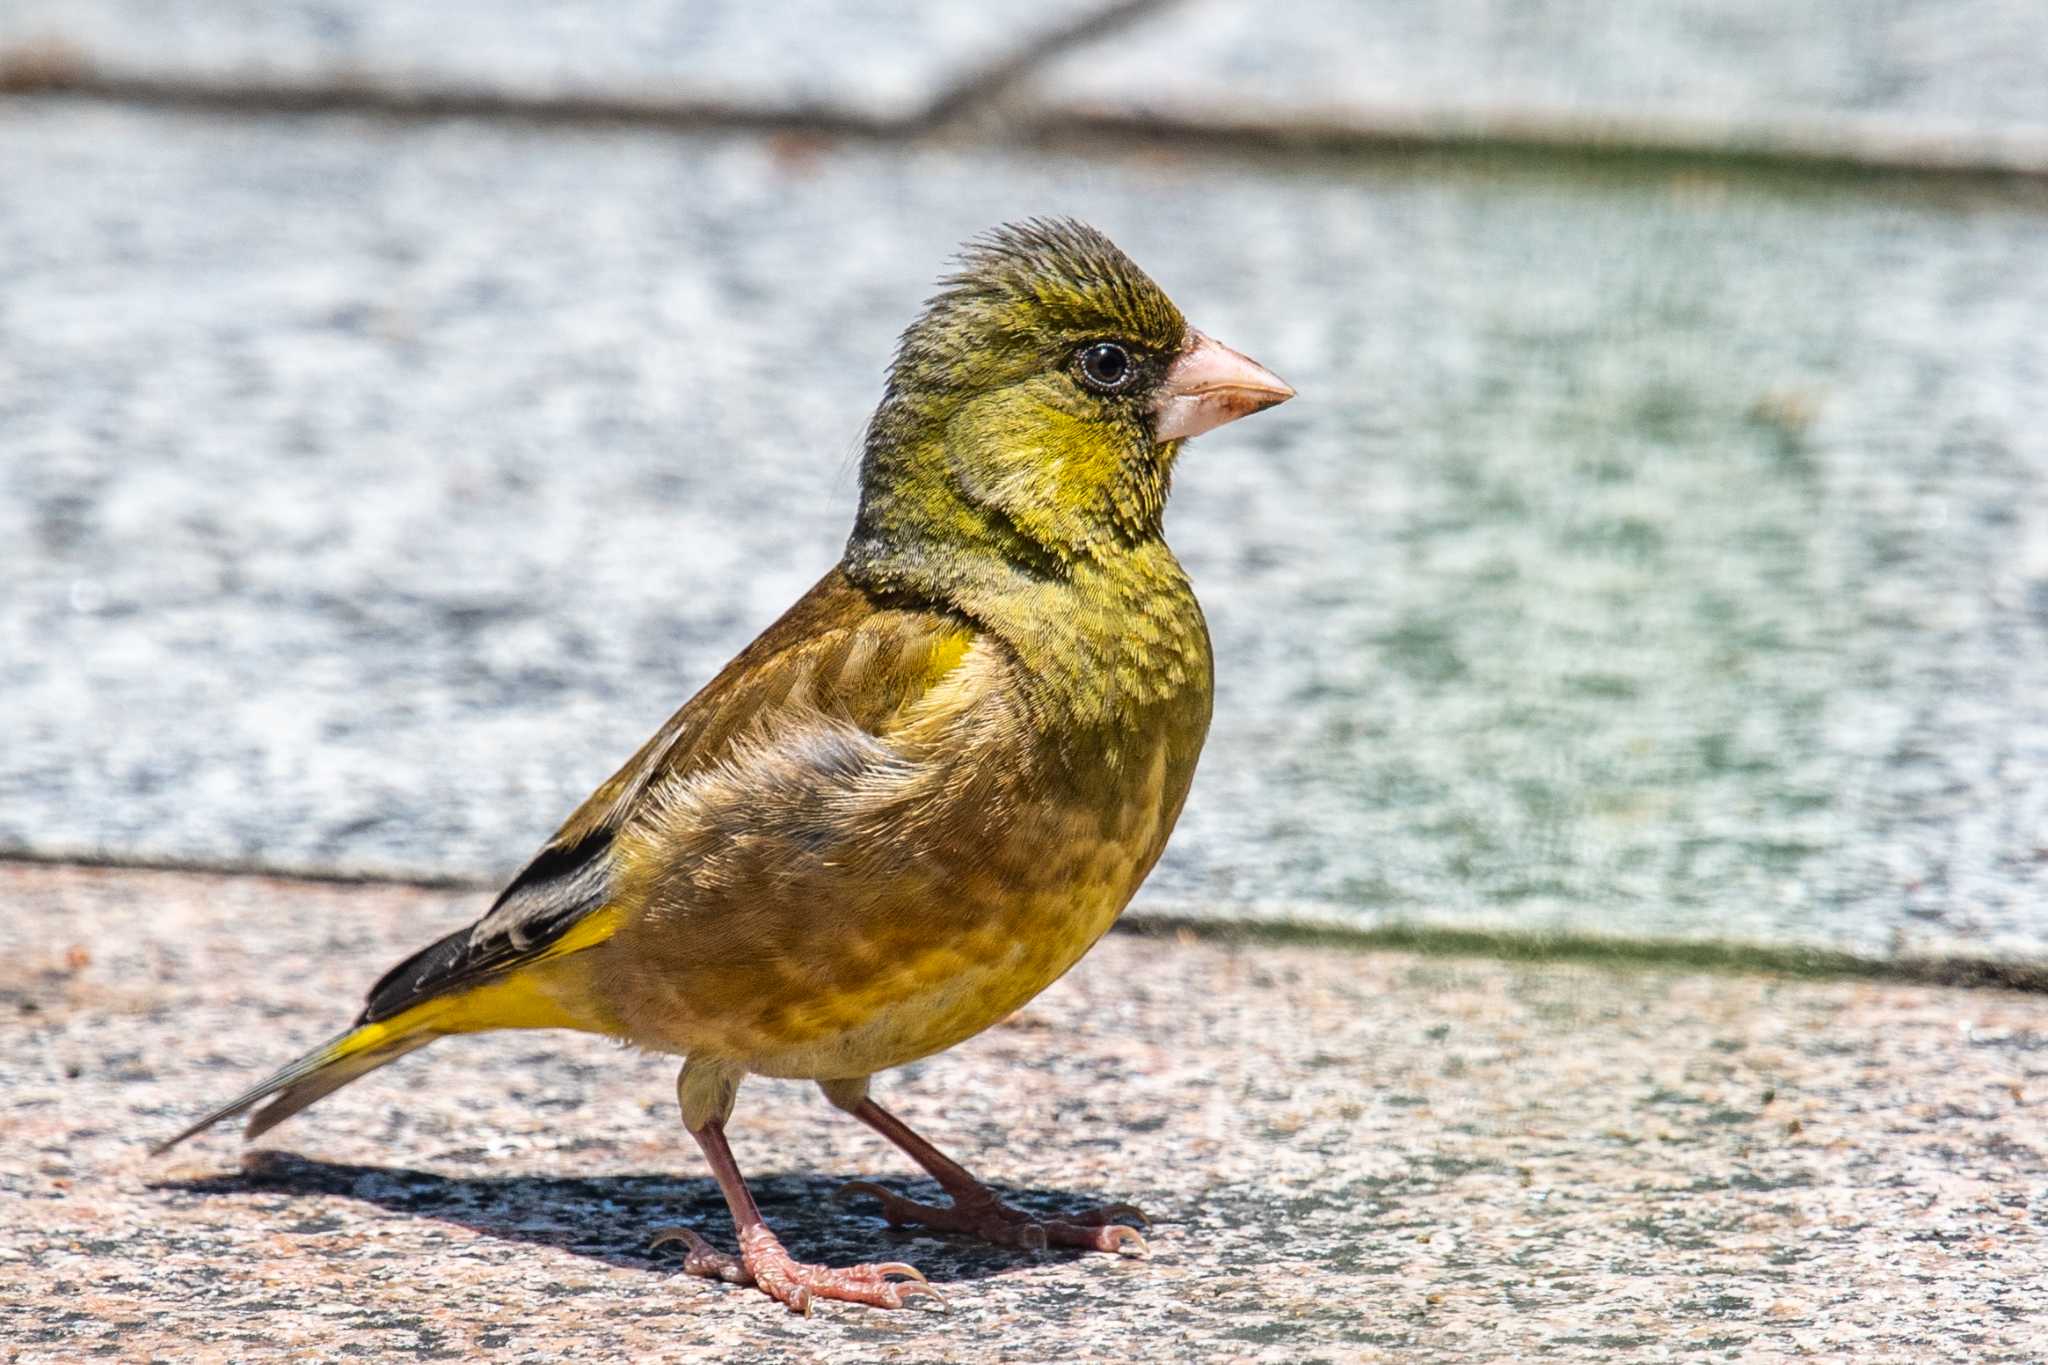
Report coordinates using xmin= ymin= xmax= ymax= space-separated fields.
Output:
xmin=650 ymin=1227 xmax=753 ymax=1284
xmin=1070 ymin=1201 xmax=1150 ymax=1229
xmin=834 ymin=1179 xmax=901 ymax=1214
xmin=1096 ymin=1224 xmax=1149 ymax=1254
xmin=653 ymin=1223 xmax=944 ymax=1313
xmin=836 ymin=1179 xmax=1151 ymax=1256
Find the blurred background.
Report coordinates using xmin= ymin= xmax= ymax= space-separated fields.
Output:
xmin=4 ymin=0 xmax=2046 ymax=963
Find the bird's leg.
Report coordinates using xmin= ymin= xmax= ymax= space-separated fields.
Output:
xmin=653 ymin=1107 xmax=940 ymax=1314
xmin=833 ymin=1094 xmax=1148 ymax=1255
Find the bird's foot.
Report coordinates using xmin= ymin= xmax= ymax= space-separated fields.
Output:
xmin=652 ymin=1224 xmax=942 ymax=1315
xmin=836 ymin=1180 xmax=1149 ymax=1255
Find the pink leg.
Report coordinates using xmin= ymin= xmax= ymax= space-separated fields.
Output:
xmin=837 ymin=1099 xmax=1149 ymax=1255
xmin=653 ymin=1117 xmax=942 ymax=1314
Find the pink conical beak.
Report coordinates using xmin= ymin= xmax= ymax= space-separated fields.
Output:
xmin=1149 ymin=330 xmax=1294 ymax=443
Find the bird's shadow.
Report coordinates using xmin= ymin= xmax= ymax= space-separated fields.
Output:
xmin=152 ymin=1150 xmax=1132 ymax=1284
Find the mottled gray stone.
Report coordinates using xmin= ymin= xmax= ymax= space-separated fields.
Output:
xmin=1021 ymin=0 xmax=2048 ymax=172
xmin=0 ymin=0 xmax=1112 ymax=124
xmin=4 ymin=104 xmax=2048 ymax=958
xmin=4 ymin=863 xmax=2045 ymax=1360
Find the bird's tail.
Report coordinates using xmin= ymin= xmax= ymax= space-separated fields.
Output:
xmin=155 ymin=906 xmax=621 ymax=1155
xmin=152 ymin=1016 xmax=442 ymax=1155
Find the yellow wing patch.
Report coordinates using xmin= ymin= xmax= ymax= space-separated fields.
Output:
xmin=330 ymin=906 xmax=624 ymax=1062
xmin=917 ymin=627 xmax=974 ymax=686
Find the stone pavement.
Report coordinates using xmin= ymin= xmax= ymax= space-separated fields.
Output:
xmin=10 ymin=1 xmax=2047 ymax=166
xmin=5 ymin=6 xmax=2048 ymax=961
xmin=1017 ymin=0 xmax=2048 ymax=173
xmin=3 ymin=14 xmax=2047 ymax=1355
xmin=0 ymin=0 xmax=1124 ymax=127
xmin=4 ymin=861 xmax=2044 ymax=1361
xmin=4 ymin=93 xmax=2047 ymax=957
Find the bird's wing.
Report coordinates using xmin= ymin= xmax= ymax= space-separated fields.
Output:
xmin=355 ymin=567 xmax=978 ymax=1025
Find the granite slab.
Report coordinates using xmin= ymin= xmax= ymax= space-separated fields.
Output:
xmin=2 ymin=862 xmax=2043 ymax=1360
xmin=0 ymin=0 xmax=1118 ymax=127
xmin=4 ymin=103 xmax=2048 ymax=957
xmin=1019 ymin=0 xmax=2048 ymax=174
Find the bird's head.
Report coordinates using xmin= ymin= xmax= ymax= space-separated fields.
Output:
xmin=846 ymin=219 xmax=1291 ymax=591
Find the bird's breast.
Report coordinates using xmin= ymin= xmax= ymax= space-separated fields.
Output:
xmin=724 ymin=716 xmax=1200 ymax=1082
xmin=747 ymin=581 xmax=1210 ymax=1077
xmin=599 ymin=553 xmax=1214 ymax=1080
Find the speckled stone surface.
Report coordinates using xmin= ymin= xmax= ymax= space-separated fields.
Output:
xmin=5 ymin=103 xmax=2048 ymax=958
xmin=3 ymin=861 xmax=2044 ymax=1360
xmin=1019 ymin=0 xmax=2048 ymax=172
xmin=0 ymin=0 xmax=1115 ymax=125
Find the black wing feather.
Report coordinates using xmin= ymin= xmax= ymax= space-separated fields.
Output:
xmin=357 ymin=826 xmax=616 ymax=1024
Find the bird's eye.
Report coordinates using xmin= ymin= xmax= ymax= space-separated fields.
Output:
xmin=1076 ymin=341 xmax=1136 ymax=394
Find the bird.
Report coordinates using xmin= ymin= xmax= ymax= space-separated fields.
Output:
xmin=156 ymin=218 xmax=1293 ymax=1313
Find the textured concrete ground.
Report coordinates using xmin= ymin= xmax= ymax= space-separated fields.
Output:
xmin=4 ymin=862 xmax=2045 ymax=1361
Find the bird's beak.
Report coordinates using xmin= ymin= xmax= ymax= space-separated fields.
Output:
xmin=1149 ymin=331 xmax=1295 ymax=443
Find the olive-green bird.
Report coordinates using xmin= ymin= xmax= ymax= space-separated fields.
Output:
xmin=158 ymin=219 xmax=1292 ymax=1312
